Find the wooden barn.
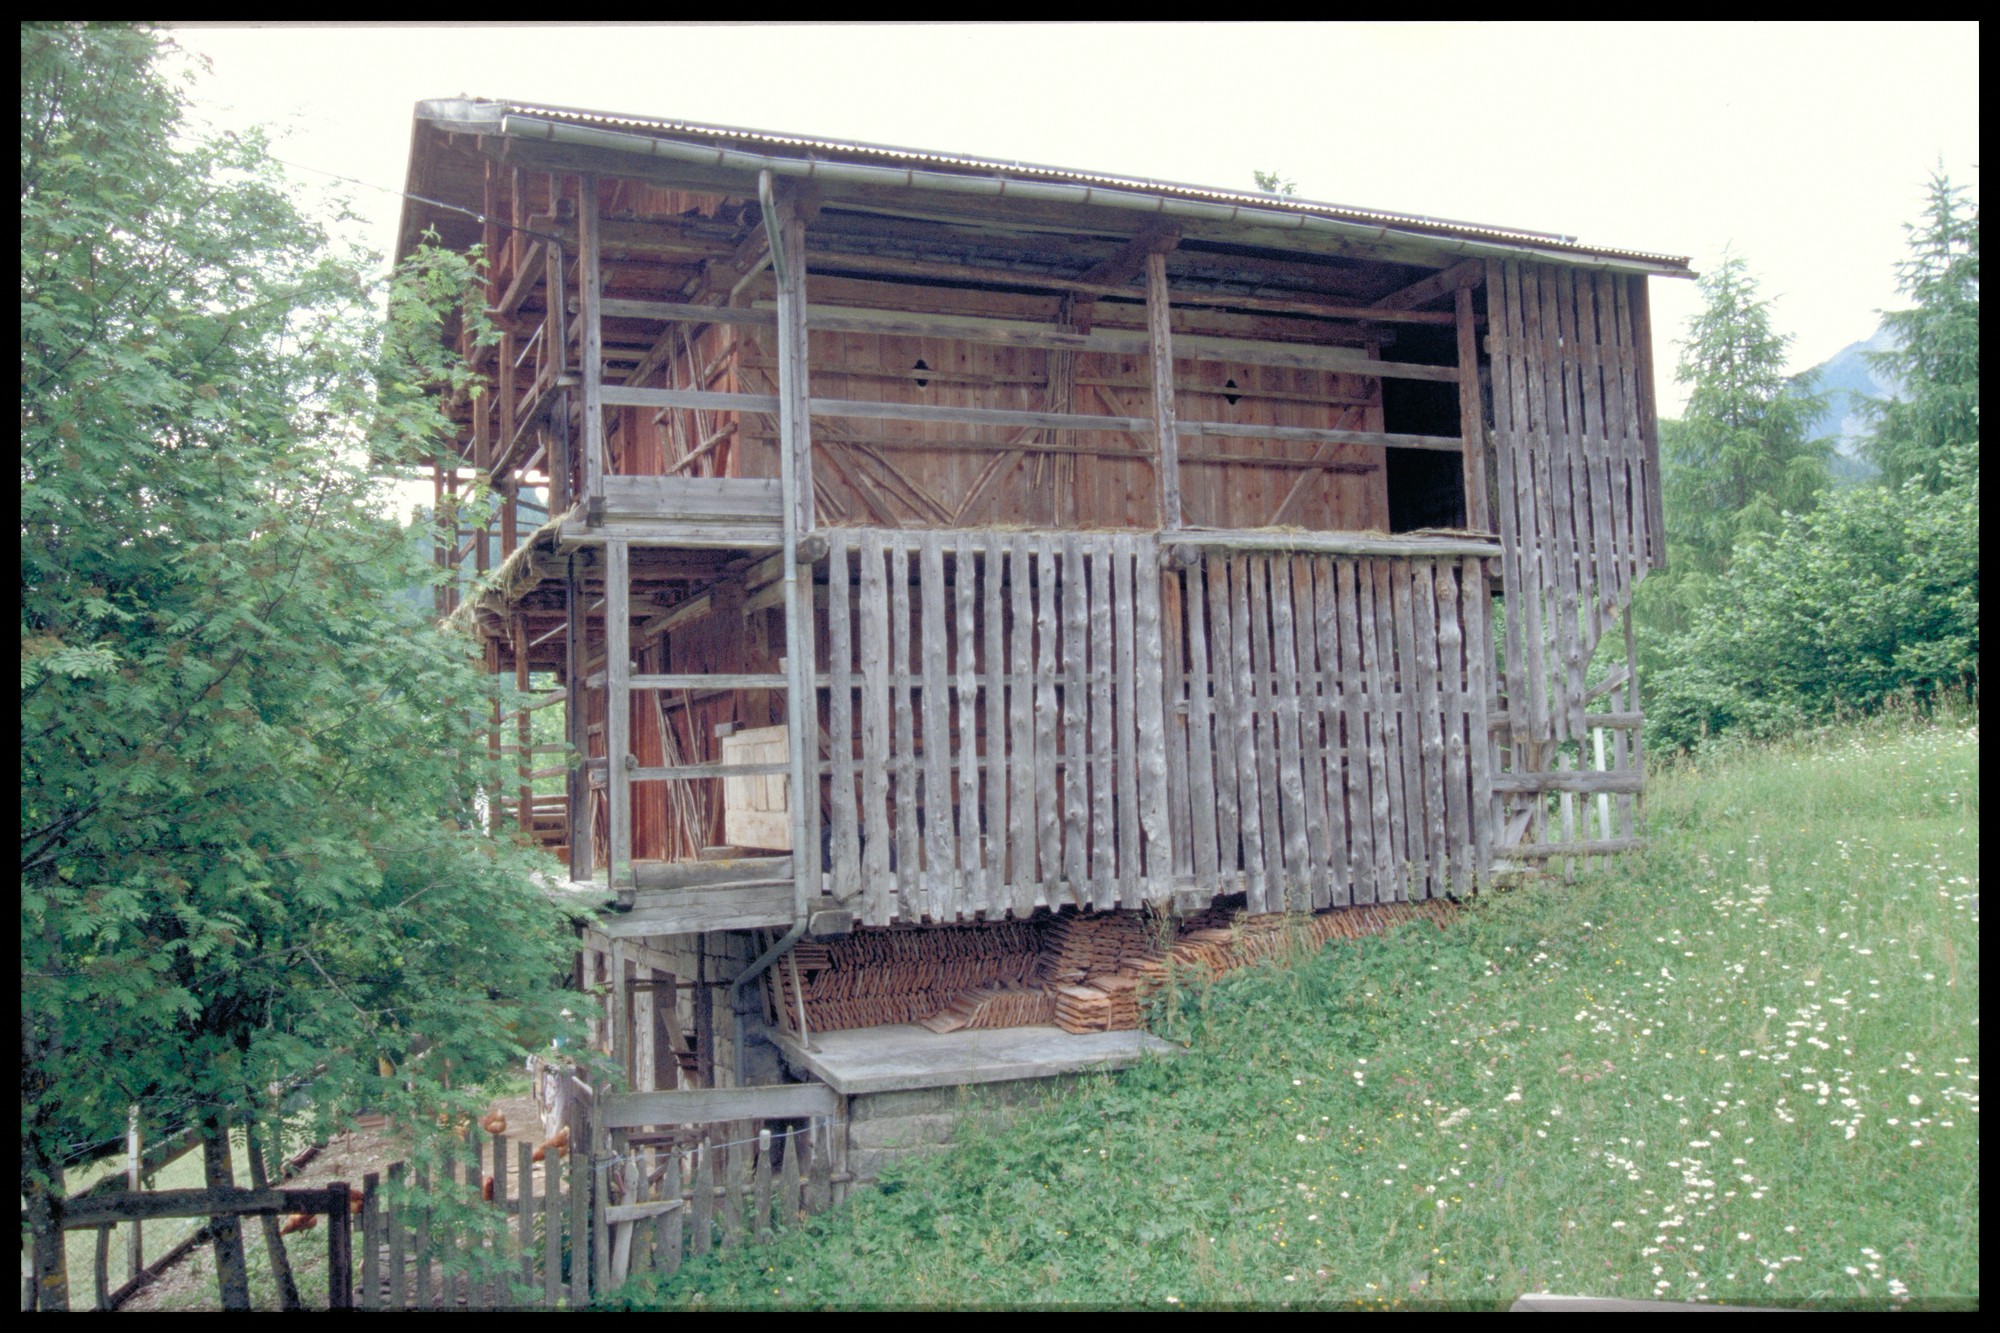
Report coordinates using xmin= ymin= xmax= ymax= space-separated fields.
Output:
xmin=398 ymin=99 xmax=1690 ymax=1167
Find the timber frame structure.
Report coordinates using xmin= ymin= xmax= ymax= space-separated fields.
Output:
xmin=399 ymin=100 xmax=1690 ymax=1096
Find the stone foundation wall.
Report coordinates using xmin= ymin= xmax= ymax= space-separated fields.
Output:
xmin=844 ymin=1075 xmax=1082 ymax=1182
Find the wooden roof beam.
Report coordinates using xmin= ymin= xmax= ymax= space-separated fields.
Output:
xmin=1371 ymin=257 xmax=1486 ymax=312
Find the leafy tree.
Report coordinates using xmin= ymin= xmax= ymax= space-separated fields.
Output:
xmin=22 ymin=23 xmax=578 ymax=1308
xmin=1644 ymin=477 xmax=1977 ymax=750
xmin=1863 ymin=170 xmax=1979 ymax=492
xmin=1659 ymin=254 xmax=1831 ymax=580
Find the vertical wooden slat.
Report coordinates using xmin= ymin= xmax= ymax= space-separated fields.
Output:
xmin=1131 ymin=536 xmax=1171 ymax=895
xmin=1111 ymin=535 xmax=1142 ymax=906
xmin=1381 ymin=558 xmax=1419 ymax=898
xmin=327 ymin=1182 xmax=353 ymax=1311
xmin=1060 ymin=535 xmax=1090 ymax=894
xmin=1455 ymin=284 xmax=1489 ymax=533
xmin=1411 ymin=561 xmax=1449 ymax=899
xmin=1220 ymin=556 xmax=1266 ymax=904
xmin=779 ymin=1127 xmax=801 ymax=1231
xmin=754 ymin=1128 xmax=774 ymax=1244
xmin=920 ymin=533 xmax=954 ymax=919
xmin=721 ymin=1135 xmax=747 ymax=1252
xmin=387 ymin=1161 xmax=408 ymax=1311
xmin=516 ymin=1141 xmax=534 ymax=1299
xmin=1487 ymin=260 xmax=1531 ymax=818
xmin=890 ymin=538 xmax=918 ymax=920
xmin=659 ymin=1151 xmax=683 ymax=1278
xmin=1267 ymin=556 xmax=1312 ymax=909
xmin=1243 ymin=556 xmax=1284 ymax=913
xmin=1434 ymin=562 xmax=1472 ymax=894
xmin=1574 ymin=272 xmax=1618 ymax=628
xmin=360 ymin=1171 xmax=380 ymax=1310
xmin=691 ymin=1142 xmax=713 ymax=1261
xmin=1523 ymin=262 xmax=1561 ymax=751
xmin=1628 ymin=276 xmax=1665 ymax=571
xmin=807 ymin=1119 xmax=832 ymax=1216
xmin=1087 ymin=546 xmax=1115 ymax=901
xmin=1314 ymin=558 xmax=1354 ymax=908
xmin=1184 ymin=557 xmax=1218 ymax=887
xmin=1007 ymin=534 xmax=1037 ymax=914
xmin=1352 ymin=559 xmax=1390 ymax=904
xmin=1593 ymin=271 xmax=1633 ymax=589
xmin=1546 ymin=268 xmax=1588 ymax=743
xmin=983 ymin=538 xmax=1010 ymax=915
xmin=954 ymin=540 xmax=984 ymax=909
xmin=859 ymin=532 xmax=892 ymax=925
xmin=590 ymin=1116 xmax=610 ymax=1302
xmin=1161 ymin=561 xmax=1191 ymax=880
xmin=1290 ymin=554 xmax=1333 ymax=908
xmin=1034 ymin=535 xmax=1063 ymax=898
xmin=542 ymin=1149 xmax=561 ymax=1308
xmin=1206 ymin=556 xmax=1243 ymax=887
xmin=569 ymin=1119 xmax=589 ymax=1306
xmin=1462 ymin=557 xmax=1496 ymax=879
xmin=828 ymin=532 xmax=858 ymax=904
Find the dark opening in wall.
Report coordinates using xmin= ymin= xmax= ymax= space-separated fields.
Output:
xmin=1380 ymin=321 xmax=1470 ymax=532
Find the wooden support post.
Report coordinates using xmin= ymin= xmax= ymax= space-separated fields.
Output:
xmin=359 ymin=1172 xmax=379 ymax=1311
xmin=766 ymin=172 xmax=818 ymax=914
xmin=606 ymin=538 xmax=631 ymax=889
xmin=1455 ymin=284 xmax=1489 ymax=532
xmin=326 ymin=1182 xmax=353 ymax=1310
xmin=1145 ymin=252 xmax=1183 ymax=531
xmin=515 ymin=614 xmax=533 ymax=834
xmin=125 ymin=1107 xmax=143 ymax=1284
xmin=579 ymin=174 xmax=605 ymax=508
xmin=566 ymin=555 xmax=594 ymax=883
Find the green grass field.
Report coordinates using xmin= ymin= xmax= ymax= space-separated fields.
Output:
xmin=614 ymin=712 xmax=1979 ymax=1310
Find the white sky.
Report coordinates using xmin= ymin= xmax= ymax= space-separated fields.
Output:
xmin=163 ymin=21 xmax=1979 ymax=416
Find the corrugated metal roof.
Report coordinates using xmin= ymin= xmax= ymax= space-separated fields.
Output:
xmin=463 ymin=99 xmax=1690 ymax=272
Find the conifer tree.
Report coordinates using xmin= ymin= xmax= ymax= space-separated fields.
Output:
xmin=1864 ymin=170 xmax=1979 ymax=492
xmin=1659 ymin=255 xmax=1830 ymax=580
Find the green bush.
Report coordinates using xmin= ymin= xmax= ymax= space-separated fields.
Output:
xmin=1647 ymin=473 xmax=1978 ymax=751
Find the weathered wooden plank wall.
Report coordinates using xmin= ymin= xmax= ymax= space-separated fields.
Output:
xmin=1484 ymin=260 xmax=1655 ymax=852
xmin=822 ymin=527 xmax=1175 ymax=924
xmin=1168 ymin=551 xmax=1490 ymax=909
xmin=818 ymin=531 xmax=1489 ymax=923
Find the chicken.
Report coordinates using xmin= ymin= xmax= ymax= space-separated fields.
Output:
xmin=480 ymin=1111 xmax=507 ymax=1136
xmin=530 ymin=1125 xmax=569 ymax=1163
xmin=481 ymin=1175 xmax=495 ymax=1202
xmin=278 ymin=1211 xmax=318 ymax=1236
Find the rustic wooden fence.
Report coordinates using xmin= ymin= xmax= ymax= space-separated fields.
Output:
xmin=25 ymin=1074 xmax=850 ymax=1311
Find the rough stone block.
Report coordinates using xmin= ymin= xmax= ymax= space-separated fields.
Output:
xmin=847 ymin=1113 xmax=957 ymax=1151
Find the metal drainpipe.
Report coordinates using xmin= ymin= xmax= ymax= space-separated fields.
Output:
xmin=727 ymin=169 xmax=813 ymax=1087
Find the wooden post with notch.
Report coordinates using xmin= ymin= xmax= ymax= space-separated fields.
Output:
xmin=1146 ymin=251 xmax=1183 ymax=531
xmin=606 ymin=538 xmax=632 ymax=890
xmin=579 ymin=173 xmax=605 ymax=511
xmin=1454 ymin=284 xmax=1489 ymax=532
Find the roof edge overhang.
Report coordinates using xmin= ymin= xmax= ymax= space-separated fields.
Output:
xmin=402 ymin=99 xmax=1693 ymax=280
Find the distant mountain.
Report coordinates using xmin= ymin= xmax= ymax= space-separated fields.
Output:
xmin=1795 ymin=327 xmax=1900 ymax=482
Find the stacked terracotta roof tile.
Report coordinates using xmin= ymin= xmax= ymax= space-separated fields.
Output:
xmin=769 ymin=899 xmax=1457 ymax=1036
